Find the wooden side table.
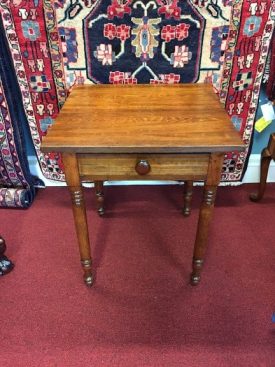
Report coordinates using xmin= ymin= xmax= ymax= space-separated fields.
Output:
xmin=250 ymin=132 xmax=275 ymax=202
xmin=41 ymin=84 xmax=244 ymax=287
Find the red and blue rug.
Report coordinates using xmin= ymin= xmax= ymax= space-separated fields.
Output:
xmin=0 ymin=15 xmax=39 ymax=208
xmin=0 ymin=0 xmax=274 ymax=185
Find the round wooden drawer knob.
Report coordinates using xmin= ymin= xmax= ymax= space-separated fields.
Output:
xmin=135 ymin=159 xmax=151 ymax=175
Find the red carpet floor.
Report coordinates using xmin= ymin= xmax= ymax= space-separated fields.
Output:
xmin=1 ymin=184 xmax=275 ymax=366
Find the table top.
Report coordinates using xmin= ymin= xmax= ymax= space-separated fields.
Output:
xmin=41 ymin=84 xmax=244 ymax=154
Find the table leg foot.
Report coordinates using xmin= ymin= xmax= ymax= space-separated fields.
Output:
xmin=190 ymin=274 xmax=201 ymax=286
xmin=84 ymin=274 xmax=94 ymax=287
xmin=249 ymin=192 xmax=263 ymax=202
xmin=81 ymin=259 xmax=94 ymax=287
xmin=98 ymin=208 xmax=105 ymax=217
xmin=190 ymin=258 xmax=203 ymax=286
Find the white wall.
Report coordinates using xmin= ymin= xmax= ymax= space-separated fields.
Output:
xmin=242 ymin=154 xmax=275 ymax=184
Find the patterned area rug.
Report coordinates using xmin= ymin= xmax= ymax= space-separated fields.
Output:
xmin=0 ymin=0 xmax=274 ymax=183
xmin=0 ymin=0 xmax=67 ymax=182
xmin=56 ymin=0 xmax=231 ymax=87
xmin=220 ymin=0 xmax=274 ymax=181
xmin=0 ymin=15 xmax=39 ymax=208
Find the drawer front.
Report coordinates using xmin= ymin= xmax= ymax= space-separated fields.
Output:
xmin=78 ymin=154 xmax=209 ymax=181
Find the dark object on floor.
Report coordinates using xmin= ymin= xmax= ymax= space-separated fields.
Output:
xmin=250 ymin=133 xmax=275 ymax=201
xmin=0 ymin=236 xmax=14 ymax=276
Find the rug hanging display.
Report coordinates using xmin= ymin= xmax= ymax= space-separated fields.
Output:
xmin=0 ymin=78 xmax=36 ymax=208
xmin=55 ymin=0 xmax=231 ymax=87
xmin=0 ymin=16 xmax=40 ymax=208
xmin=55 ymin=0 xmax=274 ymax=182
xmin=1 ymin=1 xmax=274 ymax=183
xmin=219 ymin=0 xmax=274 ymax=181
xmin=0 ymin=0 xmax=67 ymax=182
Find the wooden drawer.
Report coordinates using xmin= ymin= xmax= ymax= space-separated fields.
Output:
xmin=77 ymin=154 xmax=209 ymax=181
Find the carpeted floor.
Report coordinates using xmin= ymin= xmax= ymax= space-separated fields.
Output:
xmin=1 ymin=184 xmax=275 ymax=366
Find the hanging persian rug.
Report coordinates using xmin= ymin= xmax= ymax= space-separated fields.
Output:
xmin=1 ymin=1 xmax=274 ymax=183
xmin=219 ymin=0 xmax=274 ymax=181
xmin=0 ymin=0 xmax=67 ymax=182
xmin=55 ymin=0 xmax=231 ymax=87
xmin=49 ymin=0 xmax=275 ymax=182
xmin=0 ymin=16 xmax=39 ymax=208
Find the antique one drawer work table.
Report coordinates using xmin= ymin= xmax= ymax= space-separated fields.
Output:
xmin=41 ymin=84 xmax=243 ymax=286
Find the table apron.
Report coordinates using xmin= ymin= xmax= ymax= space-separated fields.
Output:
xmin=77 ymin=153 xmax=210 ymax=181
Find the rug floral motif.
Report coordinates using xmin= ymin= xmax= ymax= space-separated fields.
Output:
xmin=84 ymin=1 xmax=205 ymax=84
xmin=56 ymin=0 xmax=231 ymax=88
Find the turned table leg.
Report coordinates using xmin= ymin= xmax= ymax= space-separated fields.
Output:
xmin=250 ymin=133 xmax=275 ymax=202
xmin=0 ymin=236 xmax=14 ymax=276
xmin=190 ymin=153 xmax=224 ymax=285
xmin=62 ymin=153 xmax=93 ymax=286
xmin=183 ymin=180 xmax=193 ymax=216
xmin=95 ymin=181 xmax=105 ymax=216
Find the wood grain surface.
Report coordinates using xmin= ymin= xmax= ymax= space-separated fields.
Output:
xmin=41 ymin=84 xmax=243 ymax=154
